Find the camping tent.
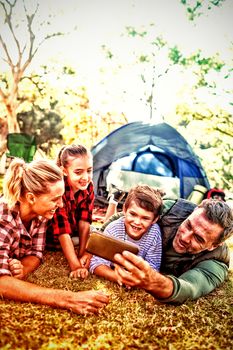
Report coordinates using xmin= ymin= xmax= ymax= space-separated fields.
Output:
xmin=91 ymin=121 xmax=210 ymax=203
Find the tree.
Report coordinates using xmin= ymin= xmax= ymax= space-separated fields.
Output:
xmin=180 ymin=0 xmax=226 ymax=20
xmin=0 ymin=0 xmax=63 ymax=154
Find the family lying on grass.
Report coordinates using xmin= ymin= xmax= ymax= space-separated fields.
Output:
xmin=0 ymin=144 xmax=232 ymax=315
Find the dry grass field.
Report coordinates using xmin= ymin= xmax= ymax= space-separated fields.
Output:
xmin=1 ymin=244 xmax=233 ymax=350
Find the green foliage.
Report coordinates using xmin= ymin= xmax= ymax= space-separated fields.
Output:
xmin=180 ymin=0 xmax=226 ymax=20
xmin=18 ymin=107 xmax=63 ymax=153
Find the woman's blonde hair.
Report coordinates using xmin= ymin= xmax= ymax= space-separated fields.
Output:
xmin=3 ymin=158 xmax=63 ymax=209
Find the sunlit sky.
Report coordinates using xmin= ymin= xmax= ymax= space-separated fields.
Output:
xmin=1 ymin=0 xmax=233 ymax=121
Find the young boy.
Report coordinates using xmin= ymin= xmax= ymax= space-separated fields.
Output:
xmin=89 ymin=184 xmax=163 ymax=283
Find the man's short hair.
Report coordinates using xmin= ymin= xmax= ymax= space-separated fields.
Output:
xmin=199 ymin=199 xmax=233 ymax=243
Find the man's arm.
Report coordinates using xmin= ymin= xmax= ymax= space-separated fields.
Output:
xmin=114 ymin=251 xmax=228 ymax=303
xmin=0 ymin=275 xmax=109 ymax=314
xmin=114 ymin=251 xmax=174 ymax=299
xmin=161 ymin=259 xmax=228 ymax=304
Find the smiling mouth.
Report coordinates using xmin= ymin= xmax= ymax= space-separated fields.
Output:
xmin=131 ymin=225 xmax=141 ymax=232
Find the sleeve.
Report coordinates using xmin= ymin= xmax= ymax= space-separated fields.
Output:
xmin=25 ymin=220 xmax=47 ymax=261
xmin=158 ymin=259 xmax=228 ymax=304
xmin=89 ymin=255 xmax=112 ymax=274
xmin=78 ymin=183 xmax=95 ymax=223
xmin=0 ymin=224 xmax=12 ymax=276
xmin=143 ymin=231 xmax=162 ymax=271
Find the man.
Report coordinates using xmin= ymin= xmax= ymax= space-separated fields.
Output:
xmin=112 ymin=198 xmax=233 ymax=304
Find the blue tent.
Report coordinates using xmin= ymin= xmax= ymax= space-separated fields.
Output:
xmin=91 ymin=121 xmax=210 ymax=203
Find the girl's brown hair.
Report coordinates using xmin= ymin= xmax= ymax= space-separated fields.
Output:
xmin=56 ymin=144 xmax=91 ymax=168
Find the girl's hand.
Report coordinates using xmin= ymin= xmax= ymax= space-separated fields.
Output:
xmin=70 ymin=267 xmax=89 ymax=279
xmin=80 ymin=252 xmax=93 ymax=269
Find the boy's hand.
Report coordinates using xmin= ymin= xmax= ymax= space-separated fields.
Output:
xmin=80 ymin=252 xmax=92 ymax=269
xmin=8 ymin=258 xmax=24 ymax=279
xmin=70 ymin=267 xmax=89 ymax=279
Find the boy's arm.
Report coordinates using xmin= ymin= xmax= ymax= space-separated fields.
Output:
xmin=93 ymin=264 xmax=118 ymax=282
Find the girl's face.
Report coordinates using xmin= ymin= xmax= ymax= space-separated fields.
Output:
xmin=63 ymin=154 xmax=93 ymax=193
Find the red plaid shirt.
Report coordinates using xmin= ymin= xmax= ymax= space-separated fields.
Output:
xmin=0 ymin=201 xmax=47 ymax=276
xmin=46 ymin=177 xmax=94 ymax=246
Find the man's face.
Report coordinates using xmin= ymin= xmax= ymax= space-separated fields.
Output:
xmin=63 ymin=154 xmax=93 ymax=193
xmin=173 ymin=208 xmax=223 ymax=254
xmin=123 ymin=200 xmax=157 ymax=240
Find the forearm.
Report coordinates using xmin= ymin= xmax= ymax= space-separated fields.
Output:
xmin=94 ymin=265 xmax=118 ymax=282
xmin=0 ymin=275 xmax=110 ymax=314
xmin=59 ymin=234 xmax=81 ymax=271
xmin=145 ymin=271 xmax=174 ymax=299
xmin=20 ymin=256 xmax=41 ymax=278
xmin=0 ymin=275 xmax=70 ymax=308
xmin=78 ymin=220 xmax=90 ymax=257
xmin=158 ymin=260 xmax=228 ymax=304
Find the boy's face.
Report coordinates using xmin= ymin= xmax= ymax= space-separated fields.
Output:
xmin=63 ymin=154 xmax=93 ymax=193
xmin=123 ymin=200 xmax=157 ymax=240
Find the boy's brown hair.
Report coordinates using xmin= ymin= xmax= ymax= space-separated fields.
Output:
xmin=124 ymin=184 xmax=164 ymax=219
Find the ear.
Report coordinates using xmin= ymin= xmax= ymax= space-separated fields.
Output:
xmin=152 ymin=215 xmax=159 ymax=224
xmin=207 ymin=242 xmax=223 ymax=251
xmin=61 ymin=166 xmax=67 ymax=176
xmin=26 ymin=192 xmax=36 ymax=205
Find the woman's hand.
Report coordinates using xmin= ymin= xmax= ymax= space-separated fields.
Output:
xmin=8 ymin=258 xmax=24 ymax=279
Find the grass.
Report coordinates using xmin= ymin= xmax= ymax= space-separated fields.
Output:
xmin=0 ymin=177 xmax=233 ymax=349
xmin=1 ymin=248 xmax=233 ymax=350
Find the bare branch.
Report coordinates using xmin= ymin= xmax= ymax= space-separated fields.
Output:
xmin=1 ymin=0 xmax=22 ymax=59
xmin=0 ymin=34 xmax=14 ymax=70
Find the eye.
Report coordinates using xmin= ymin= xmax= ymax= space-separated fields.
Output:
xmin=193 ymin=234 xmax=204 ymax=244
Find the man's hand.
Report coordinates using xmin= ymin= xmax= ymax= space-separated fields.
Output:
xmin=8 ymin=258 xmax=24 ymax=279
xmin=70 ymin=267 xmax=89 ymax=279
xmin=114 ymin=251 xmax=174 ymax=299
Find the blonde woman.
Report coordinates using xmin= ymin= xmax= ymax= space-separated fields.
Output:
xmin=0 ymin=158 xmax=109 ymax=314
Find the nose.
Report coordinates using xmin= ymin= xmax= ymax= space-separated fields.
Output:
xmin=81 ymin=171 xmax=89 ymax=180
xmin=57 ymin=197 xmax=63 ymax=208
xmin=133 ymin=216 xmax=141 ymax=226
xmin=181 ymin=230 xmax=192 ymax=244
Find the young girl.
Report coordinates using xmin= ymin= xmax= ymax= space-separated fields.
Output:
xmin=46 ymin=144 xmax=94 ymax=279
xmin=0 ymin=158 xmax=109 ymax=314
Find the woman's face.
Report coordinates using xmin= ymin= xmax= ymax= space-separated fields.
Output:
xmin=31 ymin=180 xmax=64 ymax=219
xmin=63 ymin=154 xmax=93 ymax=193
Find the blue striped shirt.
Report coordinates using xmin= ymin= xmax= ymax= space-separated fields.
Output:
xmin=89 ymin=216 xmax=162 ymax=273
